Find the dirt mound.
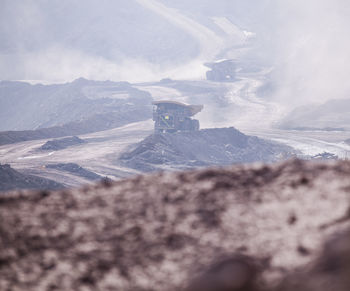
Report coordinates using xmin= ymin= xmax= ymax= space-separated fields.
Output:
xmin=0 ymin=160 xmax=350 ymax=290
xmin=119 ymin=128 xmax=294 ymax=172
xmin=186 ymin=230 xmax=350 ymax=291
xmin=275 ymin=229 xmax=350 ymax=291
xmin=0 ymin=164 xmax=64 ymax=192
xmin=45 ymin=163 xmax=102 ymax=181
xmin=40 ymin=136 xmax=86 ymax=151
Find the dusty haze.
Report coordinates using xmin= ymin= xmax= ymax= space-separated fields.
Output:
xmin=1 ymin=0 xmax=349 ymax=108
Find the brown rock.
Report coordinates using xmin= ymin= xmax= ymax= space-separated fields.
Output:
xmin=0 ymin=160 xmax=350 ymax=290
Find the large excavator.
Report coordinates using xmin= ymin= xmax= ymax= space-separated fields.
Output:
xmin=152 ymin=101 xmax=203 ymax=133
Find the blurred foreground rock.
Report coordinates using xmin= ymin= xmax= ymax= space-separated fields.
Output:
xmin=1 ymin=159 xmax=350 ymax=290
xmin=274 ymin=229 xmax=350 ymax=291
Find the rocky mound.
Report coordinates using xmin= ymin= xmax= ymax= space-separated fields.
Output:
xmin=45 ymin=163 xmax=102 ymax=181
xmin=275 ymin=229 xmax=350 ymax=291
xmin=0 ymin=164 xmax=64 ymax=192
xmin=40 ymin=136 xmax=86 ymax=151
xmin=0 ymin=160 xmax=350 ymax=290
xmin=119 ymin=128 xmax=294 ymax=172
xmin=186 ymin=229 xmax=350 ymax=291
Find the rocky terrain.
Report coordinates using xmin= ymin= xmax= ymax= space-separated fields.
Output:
xmin=45 ymin=163 xmax=102 ymax=181
xmin=1 ymin=159 xmax=350 ymax=290
xmin=0 ymin=164 xmax=64 ymax=192
xmin=0 ymin=120 xmax=154 ymax=188
xmin=0 ymin=79 xmax=153 ymax=132
xmin=40 ymin=136 xmax=86 ymax=151
xmin=119 ymin=127 xmax=295 ymax=172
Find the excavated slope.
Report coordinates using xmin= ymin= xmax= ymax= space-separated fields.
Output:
xmin=0 ymin=164 xmax=64 ymax=192
xmin=119 ymin=128 xmax=294 ymax=172
xmin=0 ymin=159 xmax=350 ymax=291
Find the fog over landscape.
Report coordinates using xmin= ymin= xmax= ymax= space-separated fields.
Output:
xmin=1 ymin=0 xmax=350 ymax=105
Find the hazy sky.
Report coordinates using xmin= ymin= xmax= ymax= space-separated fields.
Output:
xmin=266 ymin=0 xmax=350 ymax=105
xmin=0 ymin=0 xmax=268 ymax=82
xmin=1 ymin=0 xmax=350 ymax=105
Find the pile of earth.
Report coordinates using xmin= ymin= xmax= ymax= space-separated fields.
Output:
xmin=0 ymin=164 xmax=64 ymax=192
xmin=40 ymin=136 xmax=86 ymax=151
xmin=1 ymin=159 xmax=350 ymax=290
xmin=187 ymin=229 xmax=350 ymax=291
xmin=119 ymin=127 xmax=295 ymax=172
xmin=45 ymin=163 xmax=102 ymax=181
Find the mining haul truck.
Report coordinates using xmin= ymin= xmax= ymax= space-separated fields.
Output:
xmin=152 ymin=101 xmax=203 ymax=133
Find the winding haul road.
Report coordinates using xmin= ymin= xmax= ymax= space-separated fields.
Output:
xmin=140 ymin=76 xmax=350 ymax=158
xmin=226 ymin=78 xmax=350 ymax=158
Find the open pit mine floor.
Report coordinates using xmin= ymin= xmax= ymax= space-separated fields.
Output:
xmin=0 ymin=120 xmax=154 ymax=187
xmin=1 ymin=118 xmax=350 ymax=189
